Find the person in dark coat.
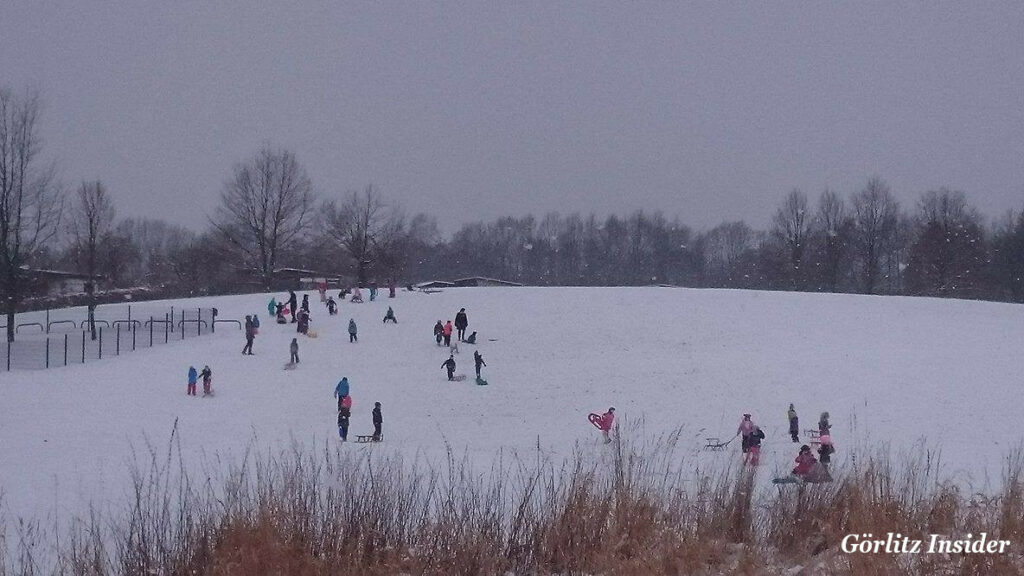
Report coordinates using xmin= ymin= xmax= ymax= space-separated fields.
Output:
xmin=372 ymin=402 xmax=382 ymax=441
xmin=383 ymin=307 xmax=397 ymax=324
xmin=288 ymin=290 xmax=298 ymax=322
xmin=433 ymin=321 xmax=444 ymax=345
xmin=327 ymin=297 xmax=338 ymax=315
xmin=338 ymin=405 xmax=350 ymax=441
xmin=301 ymin=294 xmax=310 ymax=313
xmin=474 ymin=350 xmax=486 ymax=378
xmin=199 ymin=365 xmax=213 ymax=396
xmin=296 ymin=309 xmax=310 ymax=335
xmin=442 ymin=355 xmax=457 ymax=381
xmin=788 ymin=404 xmax=799 ymax=443
xmin=454 ymin=308 xmax=468 ymax=341
xmin=465 ymin=331 xmax=477 ymax=344
xmin=818 ymin=412 xmax=831 ymax=437
xmin=242 ymin=315 xmax=255 ymax=355
xmin=348 ymin=319 xmax=358 ymax=342
xmin=289 ymin=338 xmax=299 ymax=364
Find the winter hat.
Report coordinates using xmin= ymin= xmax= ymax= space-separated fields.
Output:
xmin=800 ymin=445 xmax=811 ymax=453
xmin=375 ymin=402 xmax=381 ymax=407
xmin=608 ymin=407 xmax=615 ymax=412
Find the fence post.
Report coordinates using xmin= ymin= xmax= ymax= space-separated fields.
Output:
xmin=99 ymin=327 xmax=103 ymax=359
xmin=45 ymin=337 xmax=50 ymax=368
xmin=81 ymin=330 xmax=86 ymax=363
xmin=64 ymin=333 xmax=68 ymax=366
xmin=128 ymin=305 xmax=132 ymax=330
xmin=149 ymin=317 xmax=154 ymax=347
xmin=170 ymin=306 xmax=174 ymax=333
xmin=6 ymin=338 xmax=9 ymax=371
xmin=116 ymin=324 xmax=121 ymax=355
xmin=46 ymin=309 xmax=50 ymax=334
xmin=211 ymin=308 xmax=215 ymax=334
xmin=181 ymin=310 xmax=185 ymax=340
xmin=132 ymin=323 xmax=136 ymax=351
xmin=197 ymin=308 xmax=201 ymax=337
xmin=164 ymin=314 xmax=169 ymax=344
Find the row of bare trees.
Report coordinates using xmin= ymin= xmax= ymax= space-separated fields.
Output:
xmin=3 ymin=85 xmax=1024 ymax=344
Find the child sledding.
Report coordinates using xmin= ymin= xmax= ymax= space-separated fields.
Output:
xmin=772 ymin=444 xmax=833 ymax=484
xmin=588 ymin=407 xmax=616 ymax=444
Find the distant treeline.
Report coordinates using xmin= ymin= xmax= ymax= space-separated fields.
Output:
xmin=3 ymin=86 xmax=1023 ymax=329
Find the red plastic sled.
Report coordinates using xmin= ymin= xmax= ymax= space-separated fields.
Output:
xmin=588 ymin=413 xmax=604 ymax=430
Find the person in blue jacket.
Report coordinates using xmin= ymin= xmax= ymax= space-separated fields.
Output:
xmin=187 ymin=366 xmax=198 ymax=396
xmin=335 ymin=377 xmax=350 ymax=410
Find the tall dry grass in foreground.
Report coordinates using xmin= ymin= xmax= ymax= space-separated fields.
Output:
xmin=2 ymin=427 xmax=1022 ymax=575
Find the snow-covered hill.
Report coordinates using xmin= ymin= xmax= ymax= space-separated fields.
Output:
xmin=2 ymin=287 xmax=1022 ymax=523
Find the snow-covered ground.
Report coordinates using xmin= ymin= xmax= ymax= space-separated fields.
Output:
xmin=1 ymin=287 xmax=1023 ymax=524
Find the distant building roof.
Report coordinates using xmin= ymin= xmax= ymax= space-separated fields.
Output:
xmin=28 ymin=268 xmax=102 ymax=281
xmin=414 ymin=280 xmax=455 ymax=289
xmin=452 ymin=277 xmax=523 ymax=287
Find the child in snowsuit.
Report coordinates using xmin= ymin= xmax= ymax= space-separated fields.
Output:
xmin=383 ymin=307 xmax=397 ymax=324
xmin=335 ymin=377 xmax=350 ymax=410
xmin=289 ymin=338 xmax=299 ymax=364
xmin=187 ymin=366 xmax=198 ymax=396
xmin=818 ymin=412 xmax=831 ymax=437
xmin=338 ymin=405 xmax=350 ymax=441
xmin=465 ymin=331 xmax=477 ymax=344
xmin=818 ymin=436 xmax=834 ymax=467
xmin=434 ymin=321 xmax=444 ymax=345
xmin=737 ymin=414 xmax=755 ymax=453
xmin=301 ymin=294 xmax=310 ymax=313
xmin=327 ymin=297 xmax=337 ymax=315
xmin=474 ymin=351 xmax=486 ymax=377
xmin=454 ymin=308 xmax=468 ymax=341
xmin=267 ymin=298 xmax=276 ymax=318
xmin=372 ymin=402 xmax=382 ymax=441
xmin=276 ymin=303 xmax=287 ymax=324
xmin=745 ymin=426 xmax=765 ymax=466
xmin=788 ymin=404 xmax=799 ymax=443
xmin=348 ymin=319 xmax=358 ymax=342
xmin=598 ymin=408 xmax=615 ymax=444
xmin=296 ymin=309 xmax=310 ymax=335
xmin=199 ymin=365 xmax=212 ymax=396
xmin=442 ymin=355 xmax=457 ymax=381
xmin=443 ymin=321 xmax=453 ymax=347
xmin=251 ymin=313 xmax=260 ymax=335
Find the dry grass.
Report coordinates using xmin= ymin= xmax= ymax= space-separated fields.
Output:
xmin=1 ymin=429 xmax=1022 ymax=575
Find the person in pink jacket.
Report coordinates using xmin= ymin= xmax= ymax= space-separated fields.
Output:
xmin=442 ymin=320 xmax=453 ymax=347
xmin=737 ymin=413 xmax=755 ymax=453
xmin=598 ymin=407 xmax=615 ymax=444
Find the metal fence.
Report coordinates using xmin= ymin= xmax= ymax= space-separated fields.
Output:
xmin=2 ymin=305 xmax=238 ymax=371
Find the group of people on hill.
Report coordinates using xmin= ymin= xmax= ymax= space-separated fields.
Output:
xmin=735 ymin=407 xmax=835 ymax=483
xmin=434 ymin=307 xmax=487 ymax=382
xmin=186 ymin=365 xmax=213 ymax=396
xmin=333 ymin=377 xmax=383 ymax=442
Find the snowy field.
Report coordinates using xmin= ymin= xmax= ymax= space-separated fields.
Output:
xmin=1 ymin=287 xmax=1023 ymax=524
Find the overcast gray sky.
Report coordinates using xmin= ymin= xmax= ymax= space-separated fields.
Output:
xmin=2 ymin=2 xmax=1022 ymax=233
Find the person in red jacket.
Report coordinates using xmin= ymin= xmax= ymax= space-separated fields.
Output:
xmin=442 ymin=320 xmax=453 ymax=347
xmin=597 ymin=407 xmax=616 ymax=444
xmin=792 ymin=445 xmax=817 ymax=477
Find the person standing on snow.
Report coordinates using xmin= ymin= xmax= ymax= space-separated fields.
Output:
xmin=597 ymin=407 xmax=616 ymax=444
xmin=334 ymin=377 xmax=350 ymax=410
xmin=296 ymin=309 xmax=310 ymax=335
xmin=737 ymin=413 xmax=755 ymax=453
xmin=327 ymin=297 xmax=338 ymax=316
xmin=199 ymin=365 xmax=213 ymax=396
xmin=433 ymin=320 xmax=444 ymax=346
xmin=348 ymin=318 xmax=358 ymax=342
xmin=242 ymin=315 xmax=255 ymax=355
xmin=474 ymin=350 xmax=486 ymax=378
xmin=301 ymin=294 xmax=310 ymax=313
xmin=372 ymin=402 xmax=383 ymax=441
xmin=454 ymin=308 xmax=468 ymax=341
xmin=788 ymin=404 xmax=799 ymax=443
xmin=267 ymin=297 xmax=276 ymax=318
xmin=251 ymin=313 xmax=260 ymax=335
xmin=442 ymin=355 xmax=457 ymax=381
xmin=338 ymin=404 xmax=351 ymax=441
xmin=442 ymin=320 xmax=453 ymax=347
xmin=187 ymin=366 xmax=198 ymax=396
xmin=745 ymin=426 xmax=765 ymax=466
xmin=818 ymin=412 xmax=831 ymax=437
xmin=288 ymin=290 xmax=298 ymax=322
xmin=289 ymin=338 xmax=300 ymax=364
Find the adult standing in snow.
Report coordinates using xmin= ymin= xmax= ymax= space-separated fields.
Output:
xmin=737 ymin=413 xmax=755 ymax=453
xmin=187 ymin=366 xmax=198 ymax=396
xmin=288 ymin=290 xmax=298 ymax=322
xmin=443 ymin=320 xmax=453 ymax=347
xmin=372 ymin=402 xmax=383 ymax=441
xmin=474 ymin=350 xmax=486 ymax=378
xmin=433 ymin=320 xmax=444 ymax=346
xmin=370 ymin=281 xmax=378 ymax=301
xmin=454 ymin=308 xmax=468 ymax=341
xmin=788 ymin=404 xmax=799 ymax=443
xmin=818 ymin=412 xmax=831 ymax=437
xmin=289 ymin=338 xmax=300 ymax=364
xmin=348 ymin=319 xmax=358 ymax=342
xmin=442 ymin=355 xmax=457 ymax=381
xmin=335 ymin=377 xmax=350 ymax=410
xmin=242 ymin=315 xmax=255 ymax=355
xmin=598 ymin=407 xmax=616 ymax=444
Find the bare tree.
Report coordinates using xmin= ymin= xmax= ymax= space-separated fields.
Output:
xmin=816 ymin=189 xmax=850 ymax=292
xmin=324 ymin=185 xmax=395 ymax=285
xmin=212 ymin=146 xmax=313 ymax=289
xmin=905 ymin=189 xmax=986 ymax=297
xmin=70 ymin=180 xmax=114 ymax=339
xmin=0 ymin=88 xmax=64 ymax=342
xmin=771 ymin=188 xmax=810 ymax=287
xmin=851 ymin=177 xmax=899 ymax=294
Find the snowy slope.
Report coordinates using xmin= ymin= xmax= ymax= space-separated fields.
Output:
xmin=1 ymin=287 xmax=1023 ymax=524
